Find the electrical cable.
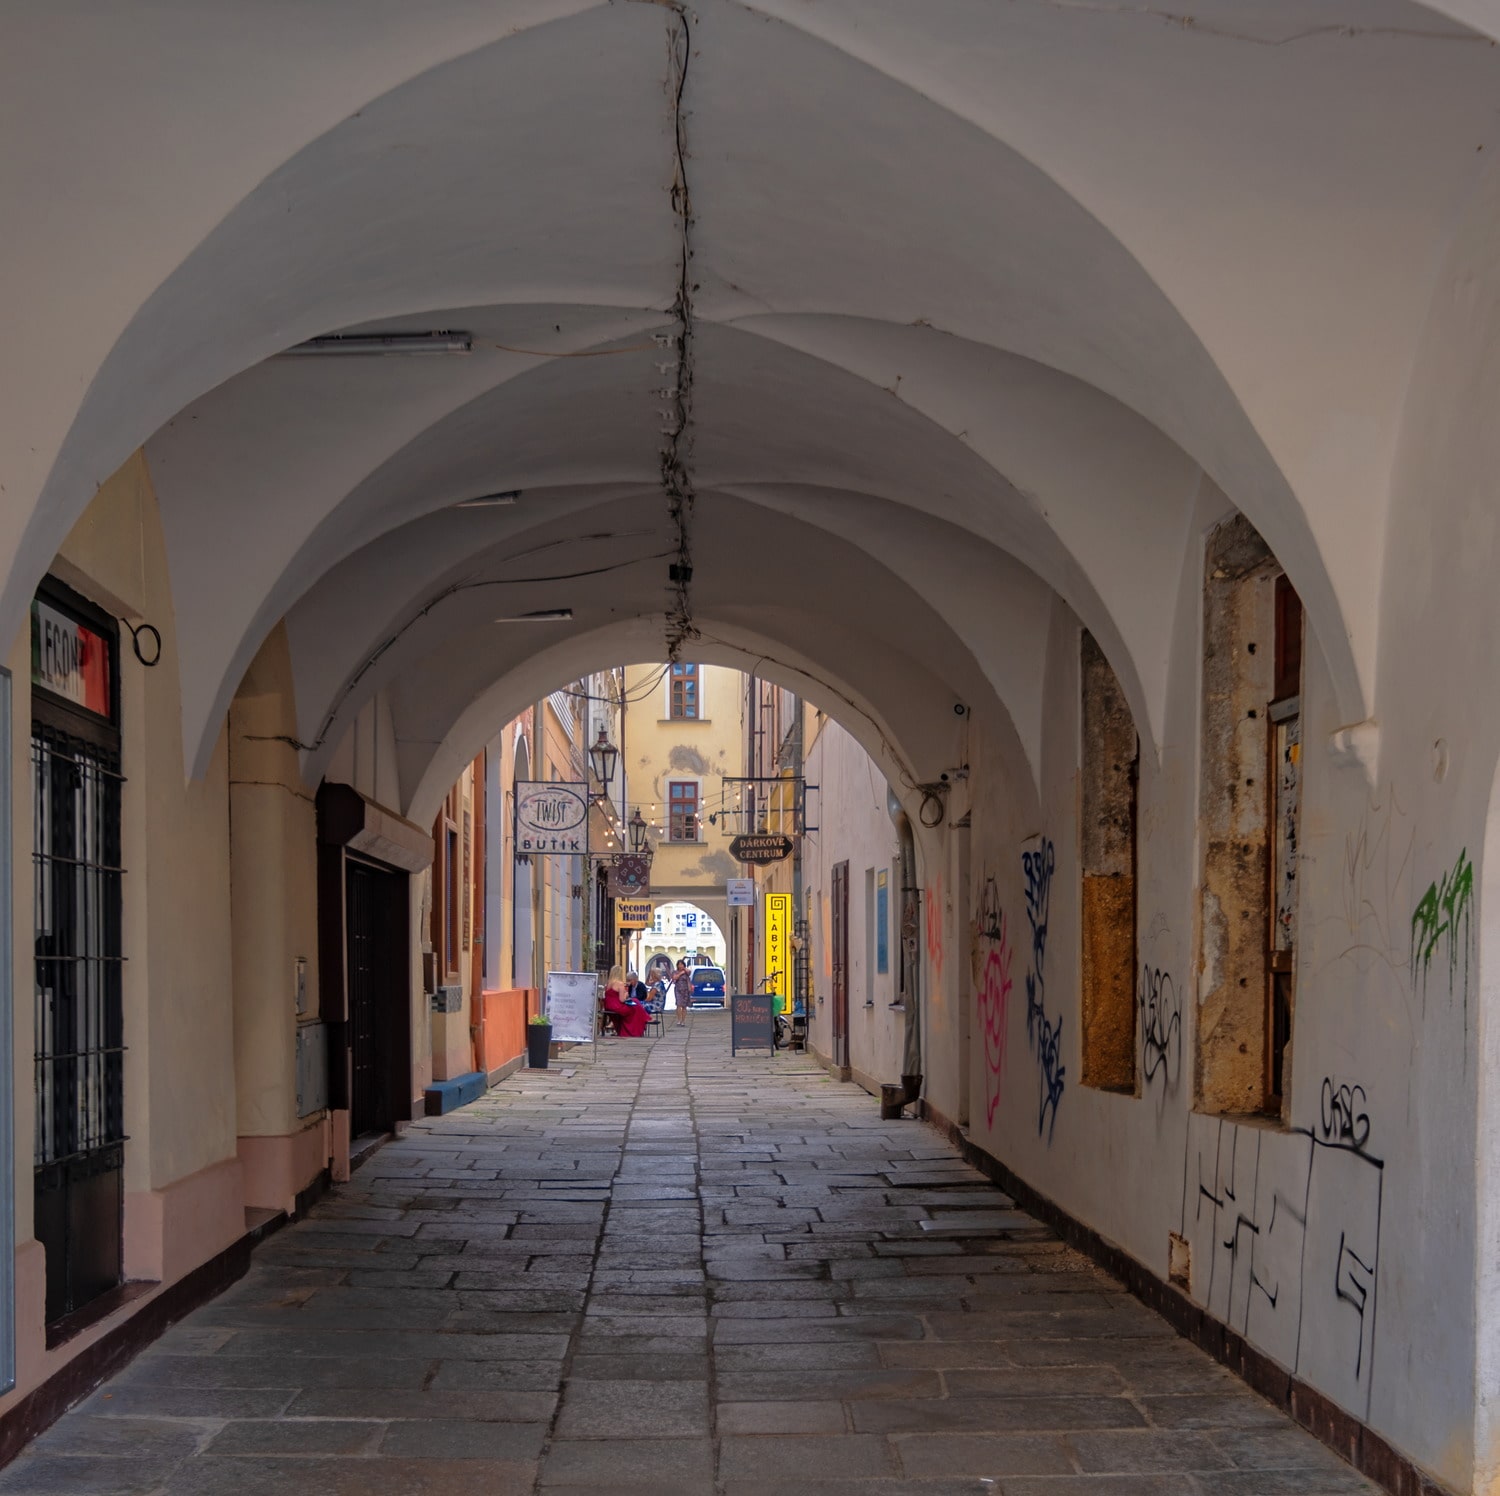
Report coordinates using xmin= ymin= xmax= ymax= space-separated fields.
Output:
xmin=659 ymin=4 xmax=698 ymax=661
xmin=247 ymin=548 xmax=671 ymax=754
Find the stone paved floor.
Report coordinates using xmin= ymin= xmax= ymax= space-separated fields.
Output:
xmin=0 ymin=1015 xmax=1378 ymax=1494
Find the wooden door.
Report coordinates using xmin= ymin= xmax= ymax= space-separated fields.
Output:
xmin=831 ymin=861 xmax=849 ymax=1068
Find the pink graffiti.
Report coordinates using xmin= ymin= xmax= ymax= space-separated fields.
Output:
xmin=978 ymin=913 xmax=1012 ymax=1126
xmin=925 ymin=875 xmax=945 ymax=977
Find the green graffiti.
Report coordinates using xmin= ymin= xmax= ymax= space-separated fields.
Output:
xmin=1411 ymin=848 xmax=1474 ymax=994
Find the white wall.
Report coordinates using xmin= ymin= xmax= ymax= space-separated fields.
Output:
xmin=801 ymin=714 xmax=906 ymax=1091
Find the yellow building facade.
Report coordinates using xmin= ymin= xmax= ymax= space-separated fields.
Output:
xmin=618 ymin=663 xmax=745 ymax=980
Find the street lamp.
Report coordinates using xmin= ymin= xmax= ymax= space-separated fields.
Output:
xmin=629 ymin=808 xmax=650 ymax=854
xmin=589 ymin=725 xmax=618 ymax=796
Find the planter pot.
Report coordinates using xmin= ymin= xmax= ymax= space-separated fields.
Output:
xmin=526 ymin=1024 xmax=553 ymax=1069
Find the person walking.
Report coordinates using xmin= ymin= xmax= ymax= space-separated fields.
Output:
xmin=672 ymin=959 xmax=693 ymax=1028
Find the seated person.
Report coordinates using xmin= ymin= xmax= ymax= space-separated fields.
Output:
xmin=601 ymin=967 xmax=649 ymax=1038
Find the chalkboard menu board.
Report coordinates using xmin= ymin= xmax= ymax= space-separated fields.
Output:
xmin=731 ymin=992 xmax=774 ymax=1056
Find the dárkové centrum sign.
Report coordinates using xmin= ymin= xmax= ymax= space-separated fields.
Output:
xmin=728 ymin=832 xmax=793 ymax=865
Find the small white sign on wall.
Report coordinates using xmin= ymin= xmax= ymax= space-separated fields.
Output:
xmin=726 ymin=878 xmax=754 ymax=907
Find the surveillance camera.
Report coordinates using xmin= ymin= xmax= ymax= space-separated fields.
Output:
xmin=953 ymin=702 xmax=969 ymax=717
xmin=940 ymin=772 xmax=950 ymax=782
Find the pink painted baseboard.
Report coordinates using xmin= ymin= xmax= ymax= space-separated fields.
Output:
xmin=237 ymin=1121 xmax=331 ymax=1216
xmin=0 ymin=1153 xmax=245 ymax=1420
xmin=125 ymin=1155 xmax=244 ymax=1285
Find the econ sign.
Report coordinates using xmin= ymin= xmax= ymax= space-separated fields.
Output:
xmin=729 ymin=833 xmax=793 ymax=865
xmin=31 ymin=599 xmax=112 ymax=720
xmin=515 ymin=781 xmax=588 ymax=855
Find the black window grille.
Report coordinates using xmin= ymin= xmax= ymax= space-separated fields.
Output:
xmin=32 ymin=724 xmax=125 ymax=1173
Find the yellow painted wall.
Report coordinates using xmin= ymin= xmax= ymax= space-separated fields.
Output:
xmin=42 ymin=452 xmax=238 ymax=1192
xmin=623 ymin=663 xmax=743 ymax=911
xmin=1 ymin=451 xmax=243 ymax=1414
xmin=229 ymin=623 xmax=319 ymax=1139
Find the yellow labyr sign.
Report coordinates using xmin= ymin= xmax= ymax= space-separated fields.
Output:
xmin=764 ymin=892 xmax=791 ymax=1003
xmin=616 ymin=900 xmax=653 ymax=930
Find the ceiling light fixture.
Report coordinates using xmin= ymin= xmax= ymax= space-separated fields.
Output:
xmin=454 ymin=491 xmax=521 ymax=509
xmin=493 ymin=609 xmax=574 ymax=623
xmin=280 ymin=331 xmax=473 ymax=357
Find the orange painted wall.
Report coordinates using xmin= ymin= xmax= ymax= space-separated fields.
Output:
xmin=476 ymin=987 xmax=538 ymax=1076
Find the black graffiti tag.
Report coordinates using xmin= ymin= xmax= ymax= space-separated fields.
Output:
xmin=1319 ymin=1078 xmax=1371 ymax=1154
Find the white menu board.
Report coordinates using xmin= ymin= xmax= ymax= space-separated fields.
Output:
xmin=545 ymin=971 xmax=599 ymax=1044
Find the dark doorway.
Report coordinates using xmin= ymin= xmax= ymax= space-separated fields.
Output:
xmin=31 ymin=582 xmax=124 ymax=1325
xmin=831 ymin=860 xmax=850 ymax=1070
xmin=345 ymin=859 xmax=406 ymax=1137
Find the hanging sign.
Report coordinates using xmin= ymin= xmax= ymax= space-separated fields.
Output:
xmin=616 ymin=899 xmax=653 ymax=929
xmin=515 ymin=781 xmax=589 ymax=855
xmin=764 ymin=891 xmax=791 ymax=1004
xmin=725 ymin=878 xmax=754 ymax=907
xmin=546 ymin=971 xmax=599 ymax=1043
xmin=31 ymin=599 xmax=112 ymax=720
xmin=729 ymin=833 xmax=793 ymax=865
xmin=607 ymin=854 xmax=651 ymax=898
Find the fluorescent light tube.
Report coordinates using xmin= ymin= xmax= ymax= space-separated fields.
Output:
xmin=454 ymin=491 xmax=521 ymax=509
xmin=280 ymin=331 xmax=473 ymax=356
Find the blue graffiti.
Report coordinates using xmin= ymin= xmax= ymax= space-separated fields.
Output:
xmin=1022 ymin=839 xmax=1064 ymax=1141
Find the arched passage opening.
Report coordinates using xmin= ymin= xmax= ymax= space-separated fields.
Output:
xmin=9 ymin=3 xmax=1500 ymax=1485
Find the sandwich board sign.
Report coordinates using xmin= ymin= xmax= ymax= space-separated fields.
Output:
xmin=546 ymin=971 xmax=599 ymax=1045
xmin=731 ymin=991 xmax=774 ymax=1056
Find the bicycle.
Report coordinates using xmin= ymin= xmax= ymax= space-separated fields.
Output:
xmin=757 ymin=972 xmax=799 ymax=1051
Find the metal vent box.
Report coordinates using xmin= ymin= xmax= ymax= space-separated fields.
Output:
xmin=295 ymin=1022 xmax=329 ymax=1117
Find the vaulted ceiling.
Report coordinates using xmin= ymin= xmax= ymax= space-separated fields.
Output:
xmin=5 ymin=0 xmax=1499 ymax=814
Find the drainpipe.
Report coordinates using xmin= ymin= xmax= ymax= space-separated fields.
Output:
xmin=889 ymin=788 xmax=922 ymax=1102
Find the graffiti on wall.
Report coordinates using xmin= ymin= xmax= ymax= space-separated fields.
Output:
xmin=1138 ymin=965 xmax=1181 ymax=1096
xmin=1022 ymin=839 xmax=1064 ymax=1142
xmin=974 ymin=875 xmax=1012 ymax=1126
xmin=1319 ymin=1078 xmax=1371 ymax=1155
xmin=1339 ymin=787 xmax=1415 ymax=979
xmin=925 ymin=872 xmax=945 ymax=979
xmin=1411 ymin=847 xmax=1474 ymax=1023
xmin=1185 ymin=1086 xmax=1383 ymax=1418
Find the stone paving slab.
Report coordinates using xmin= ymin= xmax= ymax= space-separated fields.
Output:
xmin=0 ymin=1014 xmax=1380 ymax=1494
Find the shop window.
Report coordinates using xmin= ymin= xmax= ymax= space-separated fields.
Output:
xmin=670 ymin=663 xmax=699 ymax=719
xmin=1197 ymin=516 xmax=1303 ymax=1118
xmin=1079 ymin=630 xmax=1138 ymax=1093
xmin=668 ymin=780 xmax=699 ymax=841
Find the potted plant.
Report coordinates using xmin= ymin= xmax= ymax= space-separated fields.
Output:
xmin=526 ymin=1013 xmax=553 ymax=1069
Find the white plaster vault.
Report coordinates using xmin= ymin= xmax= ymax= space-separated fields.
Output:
xmin=6 ymin=1 xmax=1500 ymax=1487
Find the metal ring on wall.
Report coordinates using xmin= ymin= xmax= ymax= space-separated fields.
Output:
xmin=122 ymin=620 xmax=162 ymax=667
